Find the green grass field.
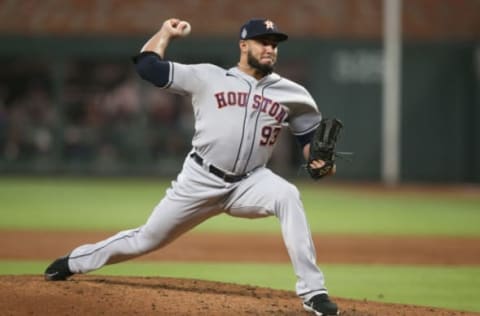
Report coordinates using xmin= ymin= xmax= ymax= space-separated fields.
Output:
xmin=1 ymin=177 xmax=479 ymax=312
xmin=1 ymin=177 xmax=479 ymax=235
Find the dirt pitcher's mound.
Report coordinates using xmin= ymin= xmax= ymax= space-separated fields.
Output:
xmin=0 ymin=275 xmax=478 ymax=316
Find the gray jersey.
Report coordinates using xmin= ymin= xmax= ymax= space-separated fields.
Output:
xmin=65 ymin=62 xmax=330 ymax=302
xmin=47 ymin=19 xmax=334 ymax=308
xmin=163 ymin=63 xmax=321 ymax=174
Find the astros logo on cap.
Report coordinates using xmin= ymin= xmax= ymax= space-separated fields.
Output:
xmin=264 ymin=20 xmax=275 ymax=30
xmin=239 ymin=18 xmax=288 ymax=42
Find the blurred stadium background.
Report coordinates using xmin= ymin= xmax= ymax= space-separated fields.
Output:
xmin=0 ymin=0 xmax=478 ymax=183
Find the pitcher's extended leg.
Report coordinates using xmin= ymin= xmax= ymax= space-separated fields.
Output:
xmin=68 ymin=158 xmax=226 ymax=274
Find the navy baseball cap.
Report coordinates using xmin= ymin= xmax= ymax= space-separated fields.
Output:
xmin=239 ymin=19 xmax=288 ymax=42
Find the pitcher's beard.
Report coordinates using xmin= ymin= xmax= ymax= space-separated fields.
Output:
xmin=247 ymin=51 xmax=274 ymax=76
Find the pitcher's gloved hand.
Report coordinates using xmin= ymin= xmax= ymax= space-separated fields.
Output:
xmin=307 ymin=118 xmax=343 ymax=180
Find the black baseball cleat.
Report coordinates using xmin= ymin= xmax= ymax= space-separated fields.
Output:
xmin=303 ymin=293 xmax=340 ymax=316
xmin=44 ymin=256 xmax=74 ymax=281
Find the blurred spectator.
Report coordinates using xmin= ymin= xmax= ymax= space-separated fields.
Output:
xmin=145 ymin=88 xmax=191 ymax=162
xmin=59 ymin=60 xmax=193 ymax=171
xmin=0 ymin=67 xmax=55 ymax=163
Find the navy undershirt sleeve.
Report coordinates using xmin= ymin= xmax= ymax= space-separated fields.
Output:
xmin=296 ymin=130 xmax=315 ymax=148
xmin=132 ymin=52 xmax=170 ymax=87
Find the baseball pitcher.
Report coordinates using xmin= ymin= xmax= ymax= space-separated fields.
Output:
xmin=45 ymin=18 xmax=341 ymax=316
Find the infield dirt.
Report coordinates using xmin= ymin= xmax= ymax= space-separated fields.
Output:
xmin=1 ymin=231 xmax=480 ymax=315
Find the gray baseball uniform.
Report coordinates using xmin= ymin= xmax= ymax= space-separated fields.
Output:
xmin=59 ymin=15 xmax=339 ymax=303
xmin=67 ymin=60 xmax=328 ymax=301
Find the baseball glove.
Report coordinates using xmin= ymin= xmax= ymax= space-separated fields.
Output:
xmin=306 ymin=118 xmax=344 ymax=180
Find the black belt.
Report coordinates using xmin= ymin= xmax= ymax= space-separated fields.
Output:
xmin=190 ymin=152 xmax=249 ymax=183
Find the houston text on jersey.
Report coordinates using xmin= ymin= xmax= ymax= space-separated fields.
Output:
xmin=214 ymin=91 xmax=287 ymax=123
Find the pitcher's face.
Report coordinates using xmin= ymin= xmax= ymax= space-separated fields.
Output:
xmin=241 ymin=36 xmax=279 ymax=76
